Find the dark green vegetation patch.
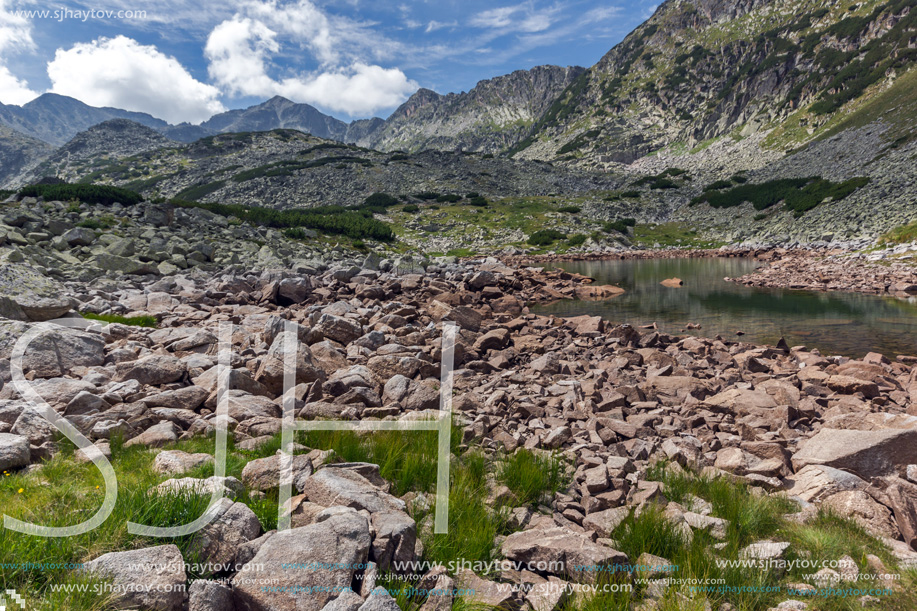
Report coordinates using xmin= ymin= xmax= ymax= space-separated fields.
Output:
xmin=527 ymin=229 xmax=567 ymax=246
xmin=19 ymin=183 xmax=143 ymax=206
xmin=232 ymin=156 xmax=372 ymax=183
xmin=603 ymin=217 xmax=637 ymax=234
xmin=174 ymin=200 xmax=395 ymax=242
xmin=691 ymin=177 xmax=870 ymax=216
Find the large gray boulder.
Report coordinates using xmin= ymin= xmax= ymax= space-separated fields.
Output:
xmin=189 ymin=580 xmax=235 ymax=611
xmin=18 ymin=326 xmax=105 ymax=379
xmin=232 ymin=511 xmax=371 ymax=611
xmin=0 ymin=263 xmax=76 ymax=321
xmin=241 ymin=454 xmax=313 ymax=491
xmin=84 ymin=544 xmax=187 ymax=611
xmin=791 ymin=428 xmax=917 ymax=478
xmin=115 ymin=355 xmax=186 ymax=386
xmin=299 ymin=467 xmax=406 ymax=514
xmin=193 ymin=498 xmax=262 ymax=565
xmin=0 ymin=432 xmax=30 ymax=471
xmin=501 ymin=526 xmax=629 ymax=584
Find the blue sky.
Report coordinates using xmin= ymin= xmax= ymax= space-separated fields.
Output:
xmin=0 ymin=0 xmax=659 ymax=124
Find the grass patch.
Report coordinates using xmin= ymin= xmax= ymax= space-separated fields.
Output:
xmin=878 ymin=219 xmax=917 ymax=245
xmin=80 ymin=312 xmax=158 ymax=327
xmin=496 ymin=449 xmax=566 ymax=506
xmin=632 ymin=223 xmax=723 ymax=248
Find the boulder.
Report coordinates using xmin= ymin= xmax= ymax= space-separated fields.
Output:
xmin=232 ymin=511 xmax=371 ymax=611
xmin=226 ymin=390 xmax=282 ymax=422
xmin=116 ymin=355 xmax=186 ymax=386
xmin=142 ymin=386 xmax=209 ymax=410
xmin=822 ymin=490 xmax=900 ymax=539
xmin=316 ymin=314 xmax=363 ymax=344
xmin=299 ymin=467 xmax=406 ymax=514
xmin=153 ymin=450 xmax=214 ymax=476
xmin=84 ymin=544 xmax=187 ymax=611
xmin=0 ymin=263 xmax=76 ymax=321
xmin=189 ymin=580 xmax=235 ymax=611
xmin=124 ymin=421 xmax=181 ymax=448
xmin=255 ymin=335 xmax=325 ymax=395
xmin=784 ymin=465 xmax=870 ymax=503
xmin=357 ymin=587 xmax=402 ymax=611
xmin=241 ymin=454 xmax=313 ymax=491
xmin=791 ymin=428 xmax=917 ymax=479
xmin=19 ymin=326 xmax=105 ymax=379
xmin=0 ymin=432 xmax=30 ymax=471
xmin=371 ymin=510 xmax=417 ymax=571
xmin=193 ymin=498 xmax=262 ymax=565
xmin=501 ymin=526 xmax=629 ymax=583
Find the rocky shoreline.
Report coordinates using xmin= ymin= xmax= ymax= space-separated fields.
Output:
xmin=2 ymin=248 xmax=917 ymax=609
xmin=730 ymin=249 xmax=917 ymax=297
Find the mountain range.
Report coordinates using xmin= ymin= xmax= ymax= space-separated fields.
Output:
xmin=1 ymin=0 xmax=914 ymax=198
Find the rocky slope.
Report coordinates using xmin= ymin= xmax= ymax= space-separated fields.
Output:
xmin=11 ymin=120 xmax=177 ymax=190
xmin=348 ymin=66 xmax=586 ymax=154
xmin=512 ymin=0 xmax=916 ymax=165
xmin=0 ymin=125 xmax=54 ymax=187
xmin=9 ymin=126 xmax=623 ymax=210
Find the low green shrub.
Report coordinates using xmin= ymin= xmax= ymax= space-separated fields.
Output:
xmin=567 ymin=234 xmax=587 ymax=246
xmin=402 ymin=204 xmax=420 ymax=213
xmin=173 ymin=201 xmax=395 ymax=242
xmin=467 ymin=196 xmax=488 ymax=207
xmin=690 ymin=176 xmax=870 ymax=216
xmin=435 ymin=194 xmax=462 ymax=203
xmin=558 ymin=205 xmax=581 ymax=213
xmin=19 ymin=183 xmax=143 ymax=206
xmin=363 ymin=192 xmax=399 ymax=208
xmin=603 ymin=217 xmax=636 ymax=234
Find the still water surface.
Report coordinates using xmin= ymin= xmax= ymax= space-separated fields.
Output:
xmin=533 ymin=257 xmax=917 ymax=358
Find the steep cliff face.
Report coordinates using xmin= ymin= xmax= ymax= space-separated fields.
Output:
xmin=348 ymin=65 xmax=585 ymax=153
xmin=512 ymin=0 xmax=916 ymax=164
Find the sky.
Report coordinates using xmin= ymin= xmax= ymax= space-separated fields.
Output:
xmin=0 ymin=0 xmax=659 ymax=124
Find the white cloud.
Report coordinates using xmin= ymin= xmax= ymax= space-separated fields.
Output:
xmin=205 ymin=0 xmax=417 ymax=116
xmin=0 ymin=0 xmax=38 ymax=104
xmin=470 ymin=2 xmax=558 ymax=33
xmin=0 ymin=65 xmax=38 ymax=104
xmin=276 ymin=63 xmax=417 ymax=115
xmin=425 ymin=20 xmax=457 ymax=33
xmin=0 ymin=0 xmax=33 ymax=55
xmin=47 ymin=36 xmax=225 ymax=123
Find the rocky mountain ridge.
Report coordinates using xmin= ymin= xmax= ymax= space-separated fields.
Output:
xmin=348 ymin=65 xmax=586 ymax=154
xmin=512 ymin=0 xmax=916 ymax=165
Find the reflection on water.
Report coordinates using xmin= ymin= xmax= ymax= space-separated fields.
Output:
xmin=533 ymin=258 xmax=917 ymax=358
